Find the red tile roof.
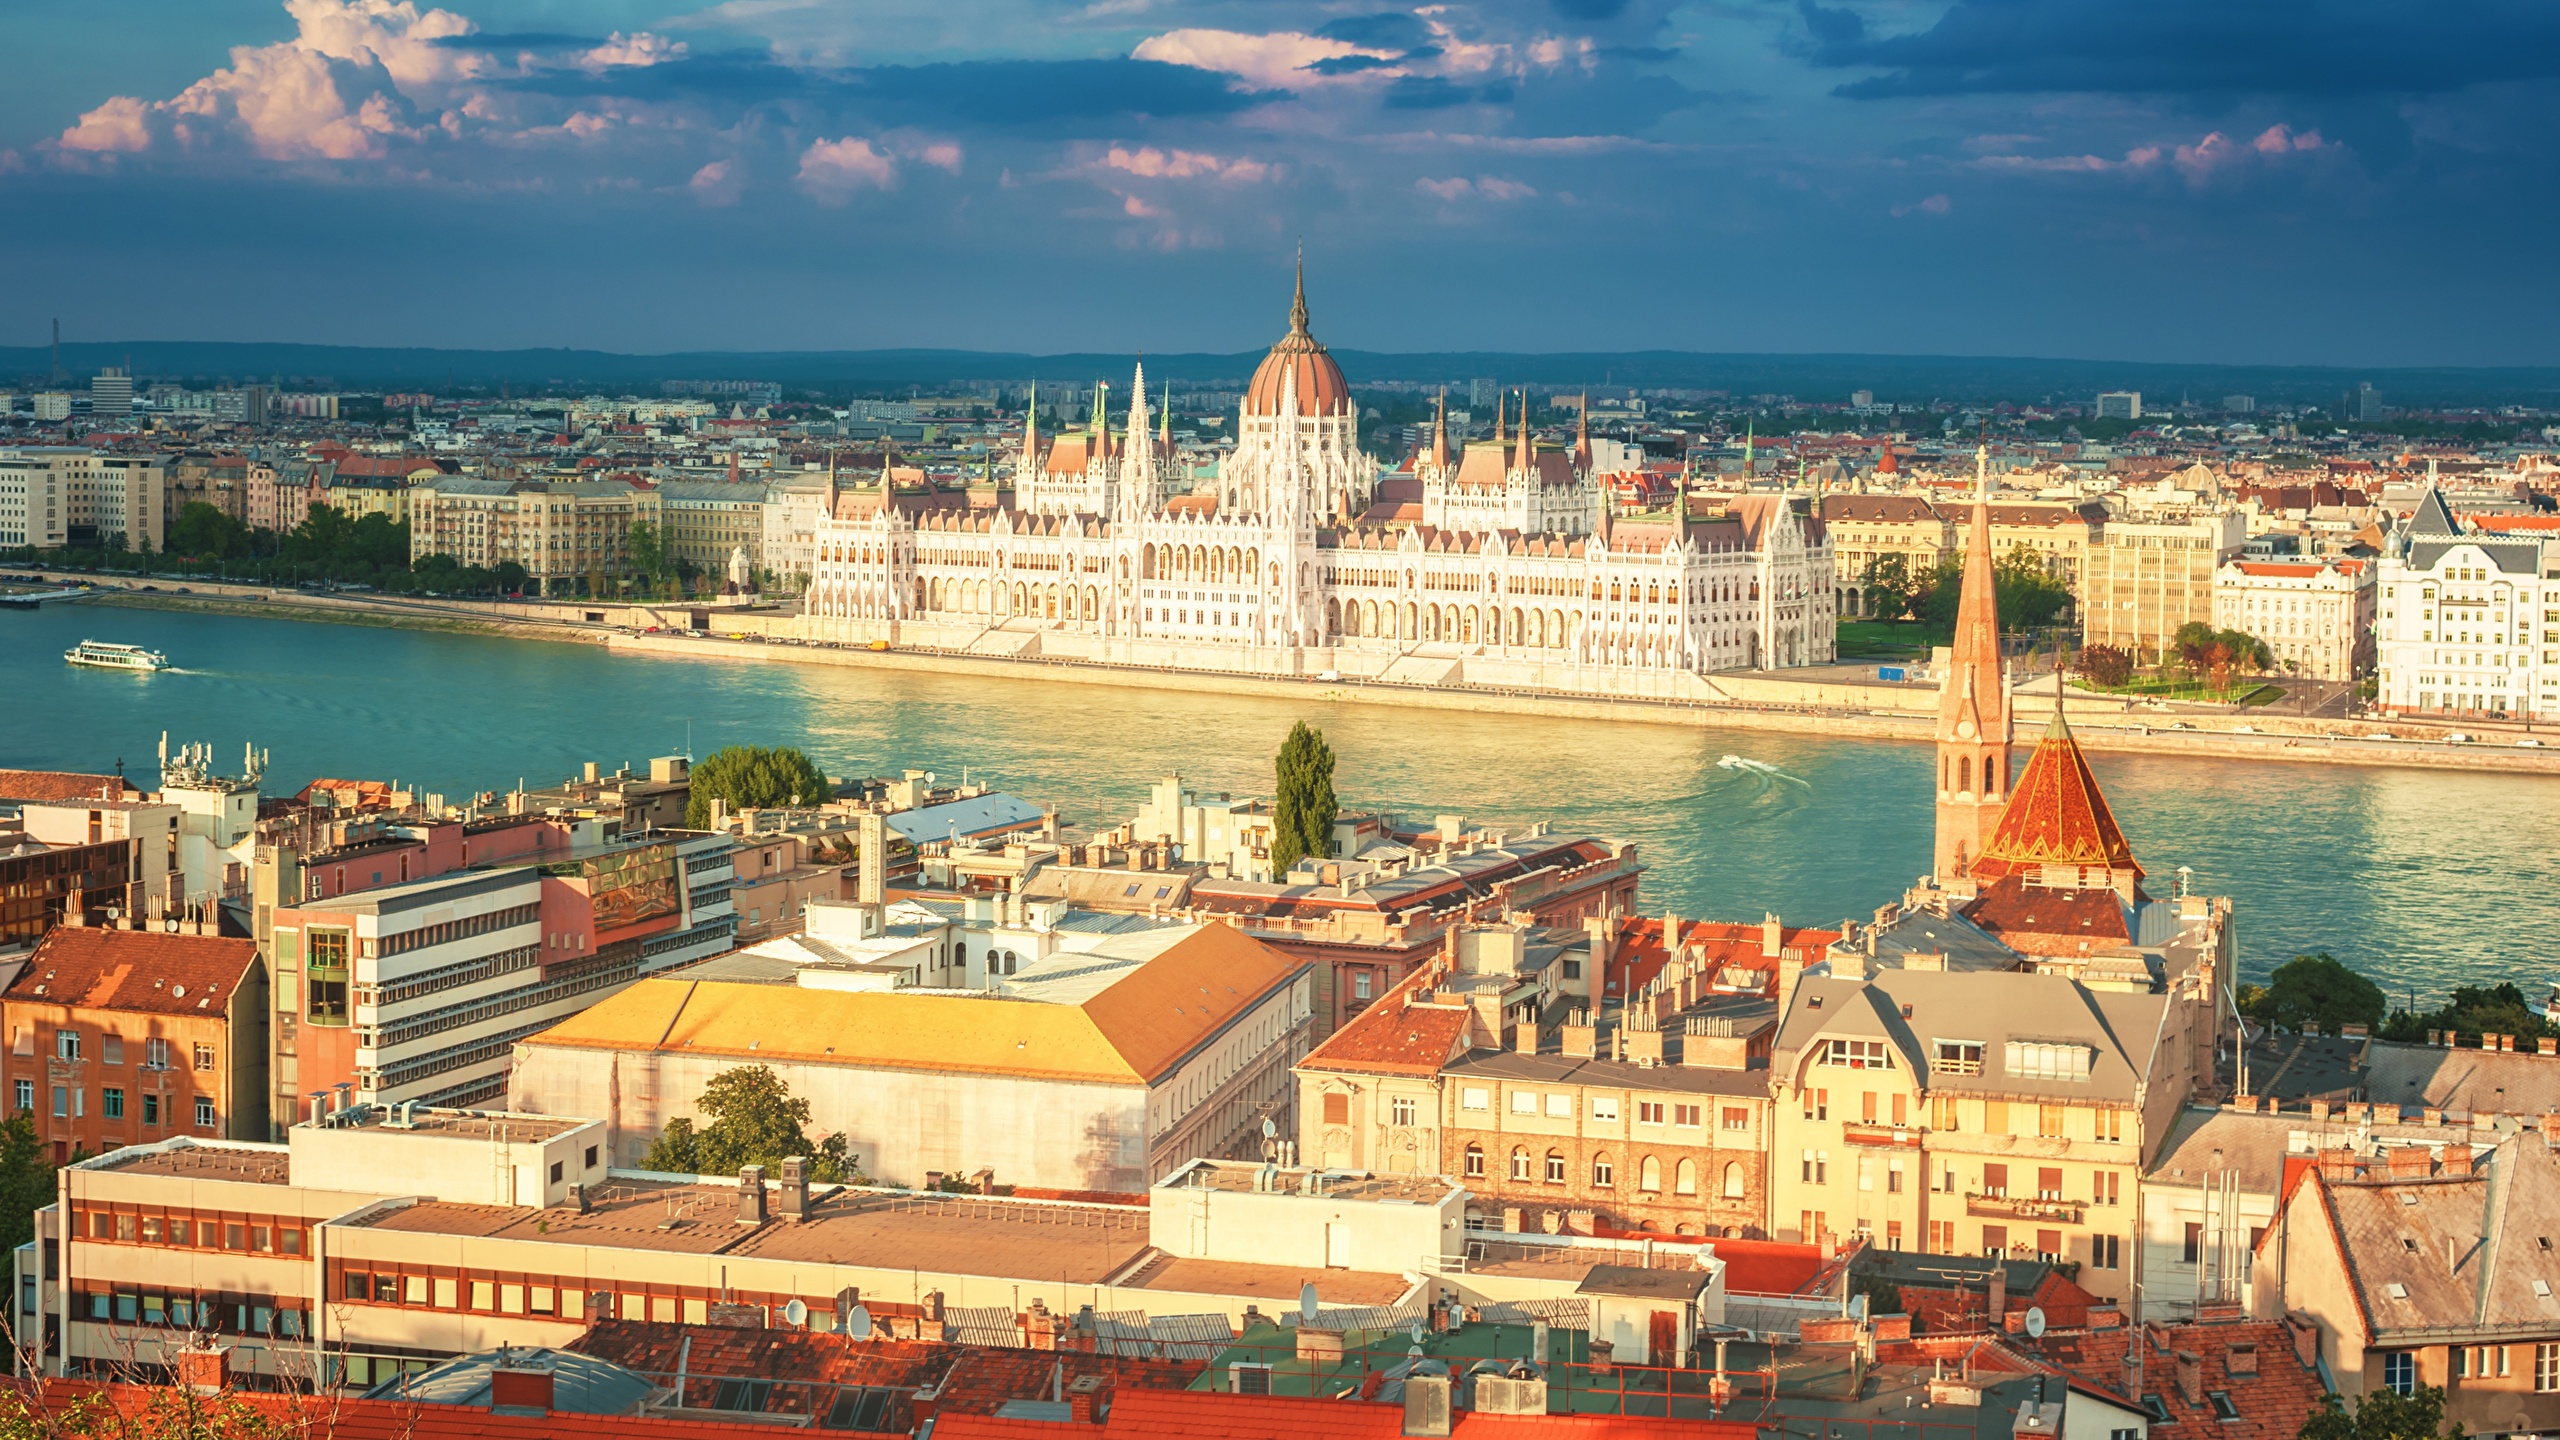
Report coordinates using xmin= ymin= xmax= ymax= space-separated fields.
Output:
xmin=0 ymin=770 xmax=132 ymax=804
xmin=9 ymin=926 xmax=258 ymax=1016
xmin=1959 ymin=875 xmax=2134 ymax=956
xmin=23 ymin=1380 xmax=789 ymax=1440
xmin=1300 ymin=961 xmax=1473 ymax=1076
xmin=1609 ymin=918 xmax=1837 ymax=999
xmin=2009 ymin=1320 xmax=2329 ymax=1440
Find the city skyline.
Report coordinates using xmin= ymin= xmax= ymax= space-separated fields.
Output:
xmin=4 ymin=0 xmax=2557 ymax=365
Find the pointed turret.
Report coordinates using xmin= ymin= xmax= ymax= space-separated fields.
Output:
xmin=1289 ymin=244 xmax=1310 ymax=337
xmin=1932 ymin=442 xmax=2012 ymax=881
xmin=1574 ymin=391 xmax=1591 ymax=471
xmin=1023 ymin=382 xmax=1040 ymax=473
xmin=1514 ymin=392 xmax=1534 ymax=472
xmin=1967 ymin=667 xmax=2143 ymax=891
xmin=1431 ymin=387 xmax=1450 ymax=471
xmin=1494 ymin=391 xmax=1506 ymax=448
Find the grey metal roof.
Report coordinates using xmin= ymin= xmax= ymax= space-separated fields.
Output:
xmin=1772 ymin=970 xmax=2169 ymax=1106
xmin=363 ymin=1347 xmax=658 ymax=1414
xmin=2409 ymin=488 xmax=2461 ymax=537
xmin=2408 ymin=536 xmax=2543 ymax=574
xmin=885 ymin=792 xmax=1045 ymax=844
xmin=1446 ymin=1044 xmax=1770 ymax=1097
xmin=2364 ymin=1040 xmax=2560 ymax=1118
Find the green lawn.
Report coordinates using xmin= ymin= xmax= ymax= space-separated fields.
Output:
xmin=1836 ymin=620 xmax=1930 ymax=658
xmin=2071 ymin=675 xmax=2280 ymax=706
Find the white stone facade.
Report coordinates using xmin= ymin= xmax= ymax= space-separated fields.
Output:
xmin=2211 ymin=557 xmax=2375 ymax=681
xmin=797 ymin=283 xmax=1837 ymax=692
xmin=2374 ymin=488 xmax=2559 ymax=718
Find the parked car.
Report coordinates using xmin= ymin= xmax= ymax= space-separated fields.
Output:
xmin=2517 ymin=738 xmax=2546 ymax=748
xmin=2444 ymin=732 xmax=2474 ymax=744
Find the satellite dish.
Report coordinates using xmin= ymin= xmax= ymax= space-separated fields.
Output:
xmin=1299 ymin=1282 xmax=1319 ymax=1325
xmin=2023 ymin=1307 xmax=2047 ymax=1339
xmin=843 ymin=1304 xmax=874 ymax=1340
xmin=782 ymin=1299 xmax=809 ymax=1328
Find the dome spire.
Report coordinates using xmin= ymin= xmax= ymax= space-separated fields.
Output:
xmin=1289 ymin=243 xmax=1309 ymax=336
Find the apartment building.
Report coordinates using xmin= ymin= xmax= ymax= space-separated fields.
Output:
xmin=2374 ymin=488 xmax=2559 ymax=719
xmin=0 ymin=449 xmax=166 ymax=550
xmin=246 ymin=459 xmax=331 ymax=534
xmin=409 ymin=475 xmax=666 ymax=596
xmin=2 ymin=926 xmax=267 ymax=1161
xmin=658 ymin=480 xmax=767 ymax=582
xmin=258 ymin=811 xmax=735 ymax=1127
xmin=1764 ymin=968 xmax=2197 ymax=1304
xmin=164 ymin=454 xmax=253 ymax=525
xmin=2081 ymin=510 xmax=2248 ymax=659
xmin=1823 ymin=496 xmax=1953 ymax=617
xmin=2212 ymin=557 xmax=2375 ymax=681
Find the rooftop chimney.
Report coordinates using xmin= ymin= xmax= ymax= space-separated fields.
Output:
xmin=1988 ymin=1265 xmax=2007 ymax=1325
xmin=857 ymin=810 xmax=887 ymax=913
xmin=175 ymin=1342 xmax=230 ymax=1396
xmin=779 ymin=1156 xmax=811 ymax=1221
xmin=1402 ymin=1374 xmax=1453 ymax=1438
xmin=1561 ymin=1012 xmax=1597 ymax=1059
xmin=2174 ymin=1351 xmax=2204 ymax=1407
xmin=1762 ymin=912 xmax=1783 ymax=958
xmin=738 ymin=1165 xmax=768 ymax=1224
xmin=491 ymin=1360 xmax=556 ymax=1414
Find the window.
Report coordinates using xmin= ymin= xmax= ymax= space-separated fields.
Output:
xmin=2206 ymin=1393 xmax=2238 ymax=1421
xmin=1982 ymin=1163 xmax=2008 ymax=1198
xmin=55 ymin=1030 xmax=79 ymax=1061
xmin=193 ymin=1043 xmax=215 ymax=1071
xmin=1929 ymin=1220 xmax=1956 ymax=1253
xmin=1352 ymin=972 xmax=1373 ymax=1001
xmin=2383 ymin=1353 xmax=2415 ymax=1396
xmin=1322 ymin=1093 xmax=1349 ymax=1126
xmin=1888 ymin=1159 xmax=1905 ymax=1194
xmin=548 ymin=1161 xmax=564 ymax=1184
xmin=1592 ymin=1153 xmax=1614 ymax=1187
xmin=2183 ymin=1222 xmax=2204 ymax=1264
xmin=194 ymin=1097 xmax=214 ymax=1129
xmin=1933 ymin=1040 xmax=1984 ymax=1074
xmin=1674 ymin=1104 xmax=1701 ymax=1128
xmin=51 ymin=1087 xmax=65 ymax=1119
xmin=1640 ymin=1156 xmax=1662 ymax=1192
xmin=2005 ymin=1041 xmax=2092 ymax=1081
xmin=1821 ymin=1039 xmax=1893 ymax=1069
xmin=1723 ymin=1107 xmax=1749 ymax=1132
xmin=1591 ymin=1096 xmax=1620 ymax=1123
xmin=2094 ymin=1234 xmax=2121 ymax=1270
xmin=103 ymin=1088 xmax=123 ymax=1120
xmin=1637 ymin=1101 xmax=1666 ymax=1125
xmin=1676 ymin=1158 xmax=1698 ymax=1196
xmin=1724 ymin=1162 xmax=1745 ymax=1199
xmin=2535 ymin=1343 xmax=2559 ymax=1393
xmin=1461 ymin=1087 xmax=1490 ymax=1112
xmin=145 ymin=1038 xmax=169 ymax=1069
xmin=2095 ymin=1108 xmax=2125 ymax=1143
xmin=2095 ymin=1171 xmax=2120 ymax=1206
xmin=143 ymin=1096 xmax=159 ymax=1126
xmin=1982 ymin=1224 xmax=2008 ymax=1256
xmin=1464 ymin=1144 xmax=1484 ymax=1178
xmin=2036 ymin=1229 xmax=2064 ymax=1262
xmin=1545 ymin=1094 xmax=1571 ymax=1119
xmin=1931 ymin=1095 xmax=1961 ymax=1131
xmin=10 ymin=1081 xmax=26 ymax=1112
xmin=1544 ymin=1150 xmax=1566 ymax=1183
xmin=584 ymin=1145 xmax=598 ymax=1169
xmin=1512 ymin=1091 xmax=1538 ymax=1115
xmin=2038 ymin=1105 xmax=2068 ymax=1139
xmin=2037 ymin=1167 xmax=2064 ymax=1201
xmin=101 ymin=1036 xmax=123 ymax=1066
xmin=1511 ymin=1148 xmax=1532 ymax=1182
xmin=1802 ymin=1089 xmax=1828 ymax=1121
xmin=1801 ymin=1150 xmax=1828 ymax=1184
xmin=1390 ymin=1097 xmax=1417 ymax=1128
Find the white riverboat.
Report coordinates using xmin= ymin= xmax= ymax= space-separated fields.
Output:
xmin=63 ymin=639 xmax=171 ymax=672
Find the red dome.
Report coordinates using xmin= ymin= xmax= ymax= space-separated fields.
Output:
xmin=1243 ymin=267 xmax=1351 ymax=417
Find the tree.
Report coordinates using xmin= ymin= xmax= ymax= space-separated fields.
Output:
xmin=627 ymin=519 xmax=672 ymax=597
xmin=683 ymin=744 xmax=835 ymax=828
xmin=2381 ymin=983 xmax=2553 ymax=1045
xmin=1993 ymin=545 xmax=2073 ymax=631
xmin=0 ymin=1381 xmax=294 ymax=1440
xmin=2238 ymin=952 xmax=2386 ymax=1035
xmin=0 ymin=1111 xmax=55 ymax=1253
xmin=639 ymin=1066 xmax=859 ymax=1182
xmin=2075 ymin=644 xmax=2135 ymax=689
xmin=1270 ymin=720 xmax=1339 ymax=877
xmin=2296 ymin=1385 xmax=2461 ymax=1440
xmin=1861 ymin=554 xmax=1918 ymax=627
xmin=167 ymin=502 xmax=251 ymax=561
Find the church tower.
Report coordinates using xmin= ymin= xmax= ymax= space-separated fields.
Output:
xmin=1934 ymin=446 xmax=2012 ymax=880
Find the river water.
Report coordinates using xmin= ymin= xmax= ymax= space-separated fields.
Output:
xmin=4 ymin=601 xmax=2551 ymax=998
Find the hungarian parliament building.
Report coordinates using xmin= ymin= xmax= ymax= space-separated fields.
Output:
xmin=797 ymin=273 xmax=1835 ymax=696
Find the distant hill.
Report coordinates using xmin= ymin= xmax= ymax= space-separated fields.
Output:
xmin=4 ymin=340 xmax=2555 ymax=408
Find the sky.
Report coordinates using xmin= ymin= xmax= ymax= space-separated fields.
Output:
xmin=4 ymin=0 xmax=2557 ymax=365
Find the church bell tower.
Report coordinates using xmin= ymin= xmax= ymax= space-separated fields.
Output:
xmin=1934 ymin=446 xmax=2012 ymax=881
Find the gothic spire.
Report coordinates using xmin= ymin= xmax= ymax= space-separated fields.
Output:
xmin=1494 ymin=390 xmax=1505 ymax=448
xmin=1514 ymin=391 xmax=1534 ymax=472
xmin=1431 ymin=387 xmax=1449 ymax=470
xmin=1574 ymin=391 xmax=1591 ymax=470
xmin=1289 ymin=245 xmax=1309 ymax=337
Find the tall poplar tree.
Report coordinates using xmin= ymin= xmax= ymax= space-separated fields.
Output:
xmin=1271 ymin=721 xmax=1338 ymax=877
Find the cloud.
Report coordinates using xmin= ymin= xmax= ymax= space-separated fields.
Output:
xmin=1103 ymin=145 xmax=1269 ymax=182
xmin=1891 ymin=192 xmax=1951 ymax=216
xmin=575 ymin=32 xmax=687 ymax=72
xmin=1416 ymin=174 xmax=1536 ymax=201
xmin=1798 ymin=0 xmax=2560 ymax=99
xmin=59 ymin=96 xmax=154 ymax=154
xmin=1969 ymin=124 xmax=2336 ymax=186
xmin=912 ymin=140 xmax=965 ymax=172
xmin=1132 ymin=28 xmax=1391 ymax=90
xmin=795 ymin=135 xmax=896 ymax=202
xmin=688 ymin=158 xmax=744 ymax=205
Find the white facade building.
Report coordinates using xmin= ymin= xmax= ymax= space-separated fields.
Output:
xmin=2374 ymin=488 xmax=2559 ymax=719
xmin=2211 ymin=556 xmax=2376 ymax=681
xmin=759 ymin=473 xmax=833 ymax=588
xmin=798 ymin=275 xmax=1836 ymax=692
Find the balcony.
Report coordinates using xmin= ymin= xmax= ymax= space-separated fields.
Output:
xmin=1965 ymin=1193 xmax=2084 ymax=1224
xmin=1841 ymin=1121 xmax=1923 ymax=1149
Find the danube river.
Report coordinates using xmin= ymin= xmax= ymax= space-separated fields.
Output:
xmin=6 ymin=601 xmax=2553 ymax=997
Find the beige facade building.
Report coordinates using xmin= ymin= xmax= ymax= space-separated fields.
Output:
xmin=409 ymin=476 xmax=665 ymax=596
xmin=2081 ymin=511 xmax=2248 ymax=659
xmin=1764 ymin=966 xmax=2204 ymax=1305
xmin=0 ymin=448 xmax=165 ymax=551
xmin=1822 ymin=495 xmax=1951 ymax=616
xmin=658 ymin=480 xmax=767 ymax=582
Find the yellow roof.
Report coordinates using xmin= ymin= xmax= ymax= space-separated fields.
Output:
xmin=526 ymin=922 xmax=1304 ymax=1086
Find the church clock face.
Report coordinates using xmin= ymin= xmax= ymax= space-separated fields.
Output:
xmin=1956 ymin=719 xmax=1976 ymax=740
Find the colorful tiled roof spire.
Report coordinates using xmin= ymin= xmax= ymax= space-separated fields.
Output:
xmin=1970 ymin=670 xmax=2143 ymax=881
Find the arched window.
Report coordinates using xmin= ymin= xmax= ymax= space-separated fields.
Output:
xmin=1592 ymin=1153 xmax=1614 ymax=1188
xmin=1639 ymin=1156 xmax=1662 ymax=1193
xmin=1464 ymin=1144 xmax=1485 ymax=1178
xmin=1510 ymin=1148 xmax=1533 ymax=1182
xmin=1723 ymin=1162 xmax=1745 ymax=1199
xmin=1675 ymin=1159 xmax=1699 ymax=1196
xmin=1959 ymin=755 xmax=1972 ymax=793
xmin=1544 ymin=1150 xmax=1566 ymax=1184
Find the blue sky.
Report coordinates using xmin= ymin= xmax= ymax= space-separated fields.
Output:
xmin=4 ymin=0 xmax=2556 ymax=364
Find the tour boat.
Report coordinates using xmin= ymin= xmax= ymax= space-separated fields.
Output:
xmin=63 ymin=639 xmax=171 ymax=672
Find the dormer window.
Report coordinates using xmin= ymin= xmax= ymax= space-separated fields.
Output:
xmin=1821 ymin=1038 xmax=1893 ymax=1069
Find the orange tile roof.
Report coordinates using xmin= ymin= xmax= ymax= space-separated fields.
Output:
xmin=526 ymin=923 xmax=1304 ymax=1085
xmin=10 ymin=927 xmax=259 ymax=1017
xmin=938 ymin=1387 xmax=1762 ymax=1440
xmin=24 ymin=1379 xmax=798 ymax=1440
xmin=1298 ymin=961 xmax=1472 ymax=1076
xmin=1967 ymin=710 xmax=2141 ymax=884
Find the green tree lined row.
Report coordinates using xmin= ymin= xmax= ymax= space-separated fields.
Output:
xmin=1860 ymin=544 xmax=2074 ymax=639
xmin=2237 ymin=952 xmax=2553 ymax=1046
xmin=683 ymin=744 xmax=835 ymax=828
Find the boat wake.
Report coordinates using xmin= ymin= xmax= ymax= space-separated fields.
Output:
xmin=1717 ymin=754 xmax=1810 ymax=787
